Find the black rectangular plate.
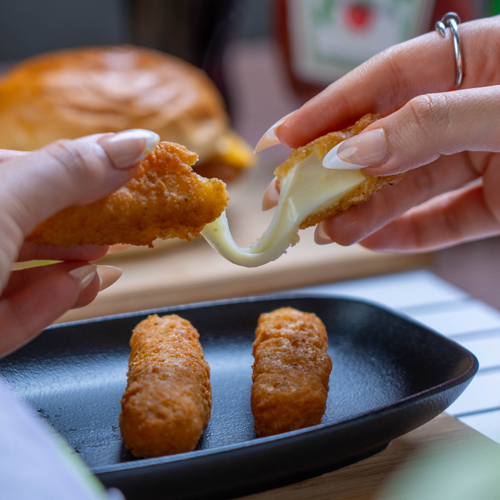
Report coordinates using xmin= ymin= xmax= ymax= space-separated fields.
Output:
xmin=0 ymin=296 xmax=477 ymax=500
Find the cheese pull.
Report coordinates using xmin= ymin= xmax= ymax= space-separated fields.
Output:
xmin=202 ymin=151 xmax=366 ymax=267
xmin=202 ymin=114 xmax=402 ymax=268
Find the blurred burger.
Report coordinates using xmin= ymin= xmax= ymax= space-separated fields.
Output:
xmin=0 ymin=45 xmax=254 ymax=182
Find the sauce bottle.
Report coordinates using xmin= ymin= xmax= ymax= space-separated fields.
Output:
xmin=276 ymin=0 xmax=485 ymax=102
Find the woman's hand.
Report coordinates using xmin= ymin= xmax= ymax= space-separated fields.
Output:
xmin=260 ymin=16 xmax=500 ymax=253
xmin=0 ymin=129 xmax=159 ymax=358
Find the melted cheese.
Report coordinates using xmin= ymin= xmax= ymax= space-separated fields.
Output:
xmin=201 ymin=149 xmax=365 ymax=267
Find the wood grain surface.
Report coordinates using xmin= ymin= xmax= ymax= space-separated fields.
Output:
xmin=237 ymin=413 xmax=494 ymax=500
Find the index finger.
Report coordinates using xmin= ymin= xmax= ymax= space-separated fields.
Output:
xmin=278 ymin=16 xmax=500 ymax=148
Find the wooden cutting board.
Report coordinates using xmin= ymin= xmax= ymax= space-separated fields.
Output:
xmin=58 ymin=160 xmax=431 ymax=323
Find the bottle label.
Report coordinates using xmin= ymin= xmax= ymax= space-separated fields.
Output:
xmin=288 ymin=0 xmax=435 ymax=85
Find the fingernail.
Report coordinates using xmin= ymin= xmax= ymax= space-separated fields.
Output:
xmin=254 ymin=112 xmax=294 ymax=153
xmin=98 ymin=129 xmax=160 ymax=169
xmin=262 ymin=177 xmax=280 ymax=210
xmin=336 ymin=129 xmax=388 ymax=167
xmin=323 ymin=141 xmax=366 ymax=170
xmin=96 ymin=265 xmax=122 ymax=291
xmin=314 ymin=222 xmax=334 ymax=245
xmin=69 ymin=265 xmax=98 ymax=292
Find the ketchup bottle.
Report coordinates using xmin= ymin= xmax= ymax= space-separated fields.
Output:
xmin=276 ymin=0 xmax=484 ymax=102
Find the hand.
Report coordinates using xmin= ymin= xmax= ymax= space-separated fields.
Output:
xmin=0 ymin=129 xmax=159 ymax=358
xmin=261 ymin=16 xmax=500 ymax=253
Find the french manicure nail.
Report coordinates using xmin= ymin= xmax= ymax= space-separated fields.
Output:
xmin=322 ymin=142 xmax=366 ymax=170
xmin=254 ymin=112 xmax=294 ymax=153
xmin=96 ymin=265 xmax=122 ymax=291
xmin=69 ymin=265 xmax=98 ymax=292
xmin=314 ymin=222 xmax=334 ymax=245
xmin=99 ymin=129 xmax=160 ymax=169
xmin=262 ymin=177 xmax=280 ymax=210
xmin=337 ymin=129 xmax=388 ymax=167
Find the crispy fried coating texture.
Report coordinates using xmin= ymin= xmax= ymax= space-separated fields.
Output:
xmin=274 ymin=114 xmax=403 ymax=230
xmin=251 ymin=307 xmax=332 ymax=437
xmin=27 ymin=142 xmax=230 ymax=247
xmin=119 ymin=314 xmax=212 ymax=458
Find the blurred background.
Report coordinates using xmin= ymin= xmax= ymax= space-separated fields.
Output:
xmin=3 ymin=0 xmax=500 ymax=317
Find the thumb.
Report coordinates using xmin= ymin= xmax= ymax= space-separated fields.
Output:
xmin=0 ymin=129 xmax=159 ymax=239
xmin=334 ymin=86 xmax=500 ymax=176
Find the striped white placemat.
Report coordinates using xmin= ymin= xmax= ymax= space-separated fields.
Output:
xmin=297 ymin=270 xmax=500 ymax=444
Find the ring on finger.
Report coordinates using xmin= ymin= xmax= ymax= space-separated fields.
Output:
xmin=435 ymin=12 xmax=463 ymax=88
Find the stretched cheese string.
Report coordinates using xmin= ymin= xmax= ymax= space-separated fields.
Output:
xmin=202 ymin=149 xmax=365 ymax=267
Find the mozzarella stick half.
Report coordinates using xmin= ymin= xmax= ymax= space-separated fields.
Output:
xmin=119 ymin=314 xmax=211 ymax=458
xmin=27 ymin=142 xmax=230 ymax=247
xmin=251 ymin=308 xmax=332 ymax=437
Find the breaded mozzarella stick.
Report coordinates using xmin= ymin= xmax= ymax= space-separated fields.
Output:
xmin=119 ymin=314 xmax=211 ymax=458
xmin=28 ymin=142 xmax=229 ymax=247
xmin=251 ymin=307 xmax=332 ymax=437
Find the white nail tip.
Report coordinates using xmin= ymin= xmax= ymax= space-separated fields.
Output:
xmin=314 ymin=222 xmax=333 ymax=245
xmin=97 ymin=265 xmax=122 ymax=292
xmin=322 ymin=141 xmax=365 ymax=170
xmin=69 ymin=265 xmax=97 ymax=292
xmin=254 ymin=115 xmax=290 ymax=153
xmin=254 ymin=128 xmax=280 ymax=153
xmin=133 ymin=130 xmax=160 ymax=163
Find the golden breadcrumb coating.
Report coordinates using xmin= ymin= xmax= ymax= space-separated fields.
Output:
xmin=119 ymin=314 xmax=212 ymax=458
xmin=251 ymin=308 xmax=332 ymax=437
xmin=27 ymin=141 xmax=230 ymax=247
xmin=274 ymin=114 xmax=403 ymax=230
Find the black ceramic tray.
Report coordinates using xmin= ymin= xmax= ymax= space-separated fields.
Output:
xmin=0 ymin=296 xmax=477 ymax=500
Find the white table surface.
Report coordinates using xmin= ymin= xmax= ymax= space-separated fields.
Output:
xmin=298 ymin=269 xmax=500 ymax=444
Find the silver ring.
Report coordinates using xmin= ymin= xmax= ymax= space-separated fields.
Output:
xmin=435 ymin=12 xmax=463 ymax=87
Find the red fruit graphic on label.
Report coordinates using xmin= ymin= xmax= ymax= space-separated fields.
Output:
xmin=345 ymin=3 xmax=373 ymax=32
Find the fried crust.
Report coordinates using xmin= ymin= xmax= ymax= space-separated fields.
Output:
xmin=274 ymin=114 xmax=402 ymax=230
xmin=119 ymin=314 xmax=212 ymax=458
xmin=27 ymin=141 xmax=230 ymax=247
xmin=251 ymin=308 xmax=332 ymax=437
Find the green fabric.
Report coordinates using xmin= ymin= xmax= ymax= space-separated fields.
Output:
xmin=377 ymin=435 xmax=500 ymax=500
